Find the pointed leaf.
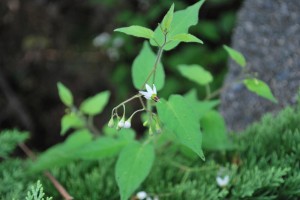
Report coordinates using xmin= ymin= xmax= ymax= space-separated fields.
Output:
xmin=61 ymin=114 xmax=85 ymax=135
xmin=171 ymin=33 xmax=203 ymax=44
xmin=184 ymin=89 xmax=220 ymax=119
xmin=30 ymin=129 xmax=92 ymax=172
xmin=223 ymin=45 xmax=246 ymax=67
xmin=156 ymin=95 xmax=204 ymax=160
xmin=57 ymin=82 xmax=73 ymax=107
xmin=243 ymin=78 xmax=278 ymax=103
xmin=150 ymin=0 xmax=205 ymax=50
xmin=115 ymin=26 xmax=154 ymax=39
xmin=178 ymin=64 xmax=213 ymax=86
xmin=132 ymin=42 xmax=165 ymax=90
xmin=115 ymin=142 xmax=155 ymax=200
xmin=201 ymin=110 xmax=232 ymax=150
xmin=161 ymin=3 xmax=174 ymax=32
xmin=79 ymin=91 xmax=110 ymax=116
xmin=75 ymin=137 xmax=132 ymax=160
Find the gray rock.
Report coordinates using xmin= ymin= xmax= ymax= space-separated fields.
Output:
xmin=220 ymin=0 xmax=300 ymax=131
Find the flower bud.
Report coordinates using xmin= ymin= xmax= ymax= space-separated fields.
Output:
xmin=124 ymin=120 xmax=131 ymax=128
xmin=117 ymin=117 xmax=125 ymax=128
xmin=155 ymin=122 xmax=162 ymax=134
xmin=143 ymin=120 xmax=148 ymax=127
xmin=108 ymin=117 xmax=114 ymax=128
xmin=149 ymin=127 xmax=153 ymax=135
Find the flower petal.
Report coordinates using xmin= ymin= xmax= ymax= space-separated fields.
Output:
xmin=144 ymin=94 xmax=151 ymax=99
xmin=139 ymin=91 xmax=149 ymax=96
xmin=139 ymin=91 xmax=151 ymax=99
xmin=152 ymin=84 xmax=157 ymax=94
xmin=145 ymin=84 xmax=153 ymax=94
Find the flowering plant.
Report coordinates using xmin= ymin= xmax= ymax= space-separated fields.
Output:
xmin=29 ymin=1 xmax=277 ymax=199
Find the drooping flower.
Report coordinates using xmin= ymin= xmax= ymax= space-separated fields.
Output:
xmin=139 ymin=84 xmax=159 ymax=102
xmin=216 ymin=175 xmax=230 ymax=187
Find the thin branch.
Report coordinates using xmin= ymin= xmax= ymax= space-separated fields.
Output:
xmin=18 ymin=142 xmax=73 ymax=200
xmin=44 ymin=172 xmax=74 ymax=200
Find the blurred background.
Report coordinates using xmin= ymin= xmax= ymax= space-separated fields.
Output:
xmin=0 ymin=0 xmax=243 ymax=150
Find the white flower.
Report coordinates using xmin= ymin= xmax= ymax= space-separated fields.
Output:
xmin=136 ymin=191 xmax=147 ymax=199
xmin=124 ymin=120 xmax=131 ymax=128
xmin=216 ymin=175 xmax=230 ymax=187
xmin=93 ymin=32 xmax=111 ymax=47
xmin=139 ymin=84 xmax=159 ymax=102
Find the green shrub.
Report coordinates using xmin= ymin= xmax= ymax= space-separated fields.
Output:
xmin=0 ymin=105 xmax=296 ymax=199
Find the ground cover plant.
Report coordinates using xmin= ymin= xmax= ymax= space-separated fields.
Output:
xmin=1 ymin=1 xmax=297 ymax=200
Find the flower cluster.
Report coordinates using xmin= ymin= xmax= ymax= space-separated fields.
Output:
xmin=108 ymin=84 xmax=160 ymax=131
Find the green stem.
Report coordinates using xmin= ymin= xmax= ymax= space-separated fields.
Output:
xmin=112 ymin=94 xmax=141 ymax=116
xmin=140 ymin=33 xmax=168 ymax=90
xmin=128 ymin=108 xmax=145 ymax=120
xmin=72 ymin=106 xmax=101 ymax=136
xmin=87 ymin=115 xmax=101 ymax=136
xmin=205 ymin=66 xmax=251 ymax=100
xmin=205 ymin=84 xmax=211 ymax=99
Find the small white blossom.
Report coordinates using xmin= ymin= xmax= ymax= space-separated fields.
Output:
xmin=93 ymin=32 xmax=111 ymax=47
xmin=139 ymin=84 xmax=159 ymax=102
xmin=124 ymin=120 xmax=131 ymax=128
xmin=136 ymin=191 xmax=147 ymax=199
xmin=216 ymin=175 xmax=230 ymax=187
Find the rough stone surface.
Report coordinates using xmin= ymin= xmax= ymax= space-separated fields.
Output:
xmin=220 ymin=0 xmax=300 ymax=131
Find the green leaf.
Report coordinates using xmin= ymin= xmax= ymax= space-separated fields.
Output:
xmin=79 ymin=91 xmax=110 ymax=116
xmin=57 ymin=82 xmax=73 ymax=107
xmin=150 ymin=0 xmax=205 ymax=51
xmin=114 ymin=25 xmax=154 ymax=39
xmin=223 ymin=45 xmax=246 ymax=67
xmin=184 ymin=89 xmax=220 ymax=119
xmin=61 ymin=114 xmax=85 ymax=135
xmin=161 ymin=3 xmax=174 ymax=32
xmin=30 ymin=129 xmax=92 ymax=172
xmin=178 ymin=64 xmax=213 ymax=86
xmin=201 ymin=110 xmax=232 ymax=150
xmin=115 ymin=142 xmax=155 ymax=200
xmin=156 ymin=95 xmax=205 ymax=160
xmin=132 ymin=42 xmax=165 ymax=90
xmin=243 ymin=78 xmax=278 ymax=103
xmin=171 ymin=33 xmax=203 ymax=44
xmin=75 ymin=137 xmax=132 ymax=160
